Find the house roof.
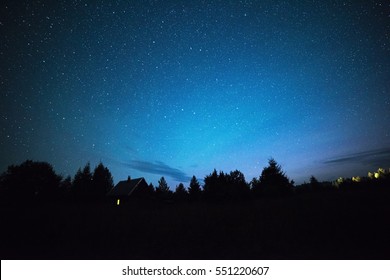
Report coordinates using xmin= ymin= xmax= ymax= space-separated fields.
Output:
xmin=107 ymin=177 xmax=146 ymax=196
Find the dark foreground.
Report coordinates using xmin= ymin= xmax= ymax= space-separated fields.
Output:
xmin=1 ymin=188 xmax=390 ymax=259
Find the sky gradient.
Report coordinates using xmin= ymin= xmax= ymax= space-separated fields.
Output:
xmin=1 ymin=0 xmax=390 ymax=188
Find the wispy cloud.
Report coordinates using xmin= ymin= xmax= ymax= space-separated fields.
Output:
xmin=322 ymin=147 xmax=390 ymax=167
xmin=124 ymin=160 xmax=191 ymax=182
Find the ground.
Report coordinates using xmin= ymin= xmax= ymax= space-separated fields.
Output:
xmin=1 ymin=188 xmax=390 ymax=259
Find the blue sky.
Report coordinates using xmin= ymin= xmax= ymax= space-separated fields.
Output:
xmin=1 ymin=0 xmax=389 ymax=188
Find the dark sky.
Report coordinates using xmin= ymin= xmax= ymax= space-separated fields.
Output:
xmin=1 ymin=0 xmax=390 ymax=187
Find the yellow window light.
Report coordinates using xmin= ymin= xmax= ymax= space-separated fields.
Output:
xmin=117 ymin=199 xmax=120 ymax=206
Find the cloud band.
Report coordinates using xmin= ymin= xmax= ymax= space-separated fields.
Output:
xmin=124 ymin=160 xmax=191 ymax=182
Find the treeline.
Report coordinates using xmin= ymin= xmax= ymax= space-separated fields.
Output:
xmin=129 ymin=158 xmax=296 ymax=201
xmin=0 ymin=160 xmax=114 ymax=202
xmin=1 ymin=158 xmax=389 ymax=204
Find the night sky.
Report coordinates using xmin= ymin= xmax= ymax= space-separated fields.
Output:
xmin=1 ymin=0 xmax=390 ymax=188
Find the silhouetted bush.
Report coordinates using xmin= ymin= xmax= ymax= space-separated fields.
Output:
xmin=309 ymin=175 xmax=320 ymax=190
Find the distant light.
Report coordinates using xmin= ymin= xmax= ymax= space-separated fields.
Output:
xmin=374 ymin=172 xmax=380 ymax=179
xmin=352 ymin=176 xmax=361 ymax=182
xmin=117 ymin=199 xmax=120 ymax=206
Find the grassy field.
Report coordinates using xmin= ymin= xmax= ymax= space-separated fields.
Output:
xmin=1 ymin=187 xmax=390 ymax=259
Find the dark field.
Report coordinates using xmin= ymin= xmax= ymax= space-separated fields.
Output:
xmin=1 ymin=188 xmax=390 ymax=260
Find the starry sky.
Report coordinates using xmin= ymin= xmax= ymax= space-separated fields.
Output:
xmin=1 ymin=0 xmax=390 ymax=188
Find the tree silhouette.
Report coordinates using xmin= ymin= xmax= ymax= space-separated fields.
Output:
xmin=59 ymin=175 xmax=72 ymax=198
xmin=250 ymin=176 xmax=262 ymax=197
xmin=309 ymin=175 xmax=321 ymax=191
xmin=134 ymin=182 xmax=155 ymax=199
xmin=174 ymin=183 xmax=188 ymax=201
xmin=254 ymin=158 xmax=293 ymax=197
xmin=188 ymin=175 xmax=202 ymax=201
xmin=92 ymin=162 xmax=114 ymax=198
xmin=203 ymin=169 xmax=250 ymax=200
xmin=145 ymin=183 xmax=155 ymax=198
xmin=226 ymin=170 xmax=250 ymax=199
xmin=72 ymin=162 xmax=92 ymax=198
xmin=203 ymin=169 xmax=223 ymax=200
xmin=0 ymin=160 xmax=62 ymax=201
xmin=155 ymin=177 xmax=172 ymax=200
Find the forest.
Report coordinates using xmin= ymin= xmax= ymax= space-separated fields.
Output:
xmin=1 ymin=158 xmax=389 ymax=202
xmin=1 ymin=159 xmax=390 ymax=259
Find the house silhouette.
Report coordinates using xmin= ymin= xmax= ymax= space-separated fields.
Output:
xmin=107 ymin=177 xmax=149 ymax=200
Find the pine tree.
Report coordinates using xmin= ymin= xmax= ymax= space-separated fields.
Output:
xmin=59 ymin=175 xmax=72 ymax=198
xmin=72 ymin=162 xmax=92 ymax=197
xmin=174 ymin=183 xmax=188 ymax=201
xmin=92 ymin=162 xmax=114 ymax=198
xmin=258 ymin=158 xmax=292 ymax=197
xmin=144 ymin=183 xmax=155 ymax=198
xmin=203 ymin=169 xmax=219 ymax=200
xmin=249 ymin=158 xmax=293 ymax=197
xmin=188 ymin=175 xmax=202 ymax=201
xmin=250 ymin=176 xmax=262 ymax=197
xmin=156 ymin=177 xmax=172 ymax=200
